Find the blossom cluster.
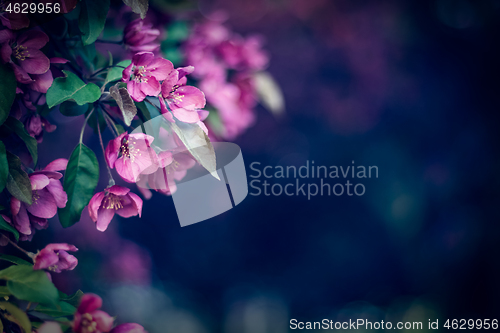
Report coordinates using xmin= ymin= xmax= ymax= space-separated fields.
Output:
xmin=184 ymin=20 xmax=269 ymax=138
xmin=0 ymin=2 xmax=279 ymax=330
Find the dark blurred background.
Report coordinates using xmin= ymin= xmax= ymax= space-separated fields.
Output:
xmin=36 ymin=0 xmax=500 ymax=331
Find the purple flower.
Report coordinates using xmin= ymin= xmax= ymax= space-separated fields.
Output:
xmin=111 ymin=323 xmax=147 ymax=333
xmin=24 ymin=113 xmax=57 ymax=143
xmin=73 ymin=294 xmax=114 ymax=333
xmin=10 ymin=160 xmax=68 ymax=238
xmin=105 ymin=132 xmax=159 ymax=183
xmin=160 ymin=66 xmax=206 ymax=123
xmin=0 ymin=29 xmax=50 ymax=84
xmin=124 ymin=19 xmax=160 ymax=53
xmin=122 ymin=52 xmax=173 ymax=102
xmin=33 ymin=243 xmax=78 ymax=273
xmin=88 ymin=185 xmax=143 ymax=232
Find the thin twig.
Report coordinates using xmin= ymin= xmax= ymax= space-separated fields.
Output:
xmin=79 ymin=108 xmax=95 ymax=144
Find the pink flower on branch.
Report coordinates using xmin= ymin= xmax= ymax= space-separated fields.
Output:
xmin=122 ymin=52 xmax=173 ymax=102
xmin=33 ymin=243 xmax=78 ymax=273
xmin=10 ymin=160 xmax=68 ymax=238
xmin=88 ymin=185 xmax=143 ymax=232
xmin=0 ymin=29 xmax=50 ymax=84
xmin=160 ymin=66 xmax=206 ymax=123
xmin=105 ymin=132 xmax=159 ymax=183
xmin=73 ymin=294 xmax=114 ymax=333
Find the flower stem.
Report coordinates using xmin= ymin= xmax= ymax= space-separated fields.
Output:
xmin=79 ymin=108 xmax=95 ymax=144
xmin=2 ymin=235 xmax=35 ymax=261
xmin=97 ymin=118 xmax=115 ymax=187
xmin=102 ymin=110 xmax=120 ymax=138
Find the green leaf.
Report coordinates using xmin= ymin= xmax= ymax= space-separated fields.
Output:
xmin=36 ymin=104 xmax=53 ymax=117
xmin=109 ymin=84 xmax=137 ymax=126
xmin=59 ymin=101 xmax=90 ymax=117
xmin=46 ymin=71 xmax=101 ymax=108
xmin=135 ymin=101 xmax=152 ymax=122
xmin=169 ymin=121 xmax=219 ymax=180
xmin=0 ymin=63 xmax=16 ymax=127
xmin=106 ymin=60 xmax=131 ymax=83
xmin=2 ymin=117 xmax=38 ymax=165
xmin=0 ymin=302 xmax=31 ymax=333
xmin=5 ymin=152 xmax=32 ymax=205
xmin=58 ymin=143 xmax=99 ymax=228
xmin=0 ymin=216 xmax=19 ymax=242
xmin=122 ymin=0 xmax=148 ymax=19
xmin=0 ymin=254 xmax=31 ymax=266
xmin=253 ymin=72 xmax=285 ymax=116
xmin=79 ymin=0 xmax=110 ymax=45
xmin=34 ymin=301 xmax=76 ymax=317
xmin=0 ymin=286 xmax=11 ymax=297
xmin=0 ymin=141 xmax=8 ymax=193
xmin=0 ymin=266 xmax=58 ymax=306
xmin=60 ymin=289 xmax=83 ymax=307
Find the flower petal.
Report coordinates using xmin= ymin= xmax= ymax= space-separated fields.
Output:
xmin=29 ymin=173 xmax=49 ymax=190
xmin=45 ymin=179 xmax=68 ymax=209
xmin=147 ymin=57 xmax=173 ymax=81
xmin=105 ymin=132 xmax=126 ymax=169
xmin=20 ymin=49 xmax=50 ymax=74
xmin=132 ymin=51 xmax=154 ymax=67
xmin=173 ymin=85 xmax=206 ymax=110
xmin=78 ymin=293 xmax=102 ymax=314
xmin=44 ymin=158 xmax=68 ymax=172
xmin=27 ymin=188 xmax=57 ymax=218
xmin=171 ymin=106 xmax=201 ymax=123
xmin=96 ymin=208 xmax=115 ymax=231
xmin=88 ymin=191 xmax=105 ymax=222
xmin=107 ymin=185 xmax=130 ymax=196
xmin=93 ymin=310 xmax=115 ymax=332
xmin=127 ymin=80 xmax=147 ymax=102
xmin=139 ymin=75 xmax=161 ymax=97
xmin=16 ymin=30 xmax=49 ymax=49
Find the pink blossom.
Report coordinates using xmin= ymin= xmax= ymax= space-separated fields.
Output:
xmin=200 ymin=77 xmax=254 ymax=139
xmin=105 ymin=132 xmax=159 ymax=183
xmin=10 ymin=161 xmax=68 ymax=238
xmin=0 ymin=29 xmax=50 ymax=84
xmin=33 ymin=243 xmax=78 ymax=273
xmin=138 ymin=150 xmax=195 ymax=196
xmin=73 ymin=294 xmax=114 ymax=333
xmin=124 ymin=19 xmax=160 ymax=53
xmin=160 ymin=66 xmax=206 ymax=123
xmin=88 ymin=185 xmax=143 ymax=232
xmin=24 ymin=113 xmax=57 ymax=143
xmin=122 ymin=52 xmax=173 ymax=102
xmin=110 ymin=323 xmax=147 ymax=333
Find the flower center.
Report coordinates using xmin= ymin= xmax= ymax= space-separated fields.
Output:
xmin=81 ymin=313 xmax=98 ymax=333
xmin=13 ymin=45 xmax=29 ymax=61
xmin=131 ymin=65 xmax=148 ymax=83
xmin=102 ymin=194 xmax=123 ymax=210
xmin=120 ymin=136 xmax=141 ymax=162
xmin=32 ymin=190 xmax=40 ymax=203
xmin=168 ymin=85 xmax=185 ymax=104
xmin=165 ymin=159 xmax=180 ymax=174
